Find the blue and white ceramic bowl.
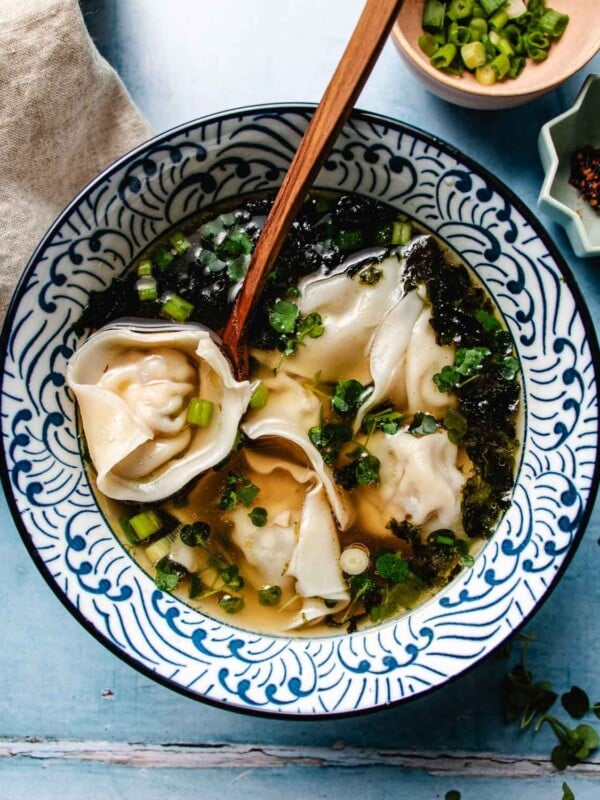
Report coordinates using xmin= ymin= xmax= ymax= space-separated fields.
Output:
xmin=1 ymin=106 xmax=598 ymax=717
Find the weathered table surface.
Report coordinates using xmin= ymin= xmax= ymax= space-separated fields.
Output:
xmin=1 ymin=2 xmax=599 ymax=798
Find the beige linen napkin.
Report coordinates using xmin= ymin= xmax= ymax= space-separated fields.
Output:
xmin=0 ymin=0 xmax=153 ymax=320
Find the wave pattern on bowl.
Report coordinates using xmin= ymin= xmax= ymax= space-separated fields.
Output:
xmin=0 ymin=107 xmax=598 ymax=716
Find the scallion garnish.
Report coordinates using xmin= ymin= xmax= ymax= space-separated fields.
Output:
xmin=186 ymin=398 xmax=214 ymax=427
xmin=161 ymin=293 xmax=194 ymax=322
xmin=129 ymin=510 xmax=163 ymax=541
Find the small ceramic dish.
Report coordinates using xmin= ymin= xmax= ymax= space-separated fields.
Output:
xmin=538 ymin=74 xmax=600 ymax=258
xmin=392 ymin=1 xmax=600 ymax=110
xmin=1 ymin=105 xmax=599 ymax=717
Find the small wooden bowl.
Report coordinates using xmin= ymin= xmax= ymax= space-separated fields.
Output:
xmin=392 ymin=0 xmax=600 ymax=109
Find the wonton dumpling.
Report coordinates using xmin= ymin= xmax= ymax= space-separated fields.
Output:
xmin=283 ymin=255 xmax=407 ymax=383
xmin=67 ymin=323 xmax=253 ymax=502
xmin=356 ymin=430 xmax=465 ymax=536
xmin=228 ymin=450 xmax=313 ymax=593
xmin=405 ymin=306 xmax=455 ymax=414
xmin=354 ymin=289 xmax=424 ymax=431
xmin=287 ymin=483 xmax=349 ymax=602
xmin=242 ymin=373 xmax=354 ymax=530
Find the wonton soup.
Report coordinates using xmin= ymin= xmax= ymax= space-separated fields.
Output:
xmin=68 ymin=192 xmax=521 ymax=635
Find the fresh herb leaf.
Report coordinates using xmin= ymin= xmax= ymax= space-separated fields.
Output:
xmin=220 ymin=564 xmax=244 ymax=591
xmin=475 ymin=308 xmax=502 ymax=332
xmin=561 ymin=686 xmax=591 ymax=719
xmin=501 ymin=637 xmax=557 ymax=728
xmin=500 ymin=355 xmax=520 ymax=380
xmin=445 ymin=792 xmax=461 ymax=800
xmin=444 ymin=408 xmax=467 ymax=444
xmin=188 ymin=573 xmax=203 ymax=599
xmin=249 ymin=507 xmax=268 ymax=527
xmin=433 ymin=346 xmax=492 ymax=393
xmin=375 ymin=551 xmax=410 ymax=583
xmin=332 ymin=379 xmax=371 ymax=418
xmin=361 ymin=405 xmax=406 ymax=436
xmin=308 ymin=421 xmax=352 ymax=466
xmin=408 ymin=411 xmax=439 ymax=436
xmin=562 ymin=782 xmax=575 ymax=800
xmin=258 ymin=585 xmax=282 ymax=606
xmin=356 ymin=453 xmax=380 ymax=485
xmin=535 ymin=715 xmax=599 ymax=770
xmin=218 ymin=472 xmax=260 ymax=510
xmin=268 ymin=300 xmax=299 ymax=333
xmin=218 ymin=594 xmax=244 ymax=614
xmin=154 ymin=557 xmax=184 ymax=592
xmin=297 ymin=311 xmax=325 ymax=341
xmin=179 ymin=521 xmax=210 ymax=547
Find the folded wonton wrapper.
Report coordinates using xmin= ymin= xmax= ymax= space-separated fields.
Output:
xmin=67 ymin=323 xmax=253 ymax=501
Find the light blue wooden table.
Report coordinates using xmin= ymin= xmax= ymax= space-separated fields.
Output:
xmin=2 ymin=2 xmax=600 ymax=798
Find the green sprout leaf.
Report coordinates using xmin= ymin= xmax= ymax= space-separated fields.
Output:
xmin=154 ymin=557 xmax=184 ymax=592
xmin=258 ymin=585 xmax=282 ymax=606
xmin=268 ymin=300 xmax=299 ymax=333
xmin=444 ymin=408 xmax=468 ymax=445
xmin=375 ymin=551 xmax=410 ymax=583
xmin=217 ymin=472 xmax=260 ymax=510
xmin=218 ymin=594 xmax=244 ymax=614
xmin=561 ymin=686 xmax=591 ymax=719
xmin=561 ymin=783 xmax=575 ymax=800
xmin=361 ymin=405 xmax=406 ymax=436
xmin=332 ymin=379 xmax=371 ymax=418
xmin=249 ymin=507 xmax=268 ymax=527
xmin=179 ymin=521 xmax=210 ymax=547
xmin=308 ymin=421 xmax=352 ymax=466
xmin=433 ymin=346 xmax=491 ymax=393
xmin=409 ymin=411 xmax=439 ymax=437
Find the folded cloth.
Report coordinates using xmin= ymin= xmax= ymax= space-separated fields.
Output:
xmin=0 ymin=0 xmax=153 ymax=320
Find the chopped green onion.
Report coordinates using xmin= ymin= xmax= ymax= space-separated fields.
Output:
xmin=391 ymin=220 xmax=412 ymax=245
xmin=129 ymin=510 xmax=163 ymax=541
xmin=490 ymin=52 xmax=511 ymax=78
xmin=249 ymin=381 xmax=269 ymax=409
xmin=448 ymin=21 xmax=472 ymax=46
xmin=468 ymin=17 xmax=488 ymax=40
xmin=447 ymin=0 xmax=474 ymax=22
xmin=418 ymin=32 xmax=440 ymax=57
xmin=538 ymin=8 xmax=569 ymax=38
xmin=503 ymin=24 xmax=523 ymax=53
xmin=168 ymin=231 xmax=191 ymax=254
xmin=496 ymin=36 xmax=515 ymax=57
xmin=475 ymin=63 xmax=497 ymax=85
xmin=215 ymin=229 xmax=253 ymax=259
xmin=136 ymin=276 xmax=157 ymax=302
xmin=480 ymin=0 xmax=506 ymax=15
xmin=524 ymin=30 xmax=550 ymax=52
xmin=161 ymin=293 xmax=194 ymax=322
xmin=145 ymin=532 xmax=177 ymax=565
xmin=489 ymin=9 xmax=508 ymax=31
xmin=137 ymin=258 xmax=153 ymax=277
xmin=507 ymin=55 xmax=526 ymax=78
xmin=153 ymin=244 xmax=174 ymax=269
xmin=422 ymin=0 xmax=446 ymax=32
xmin=119 ymin=515 xmax=138 ymax=544
xmin=461 ymin=40 xmax=487 ymax=69
xmin=431 ymin=42 xmax=457 ymax=69
xmin=373 ymin=223 xmax=393 ymax=245
xmin=186 ymin=398 xmax=214 ymax=427
xmin=335 ymin=229 xmax=363 ymax=252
